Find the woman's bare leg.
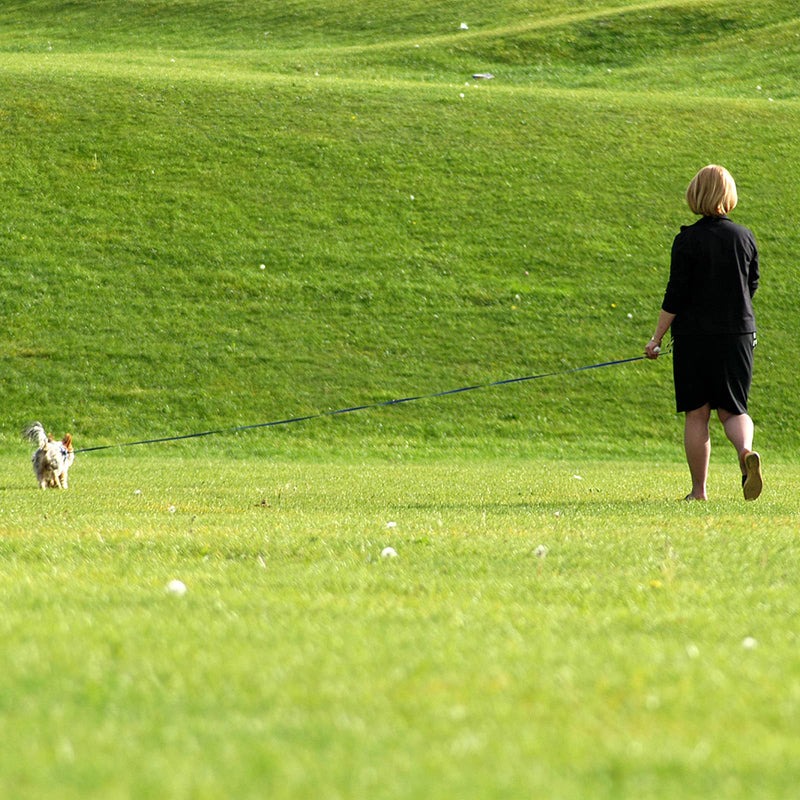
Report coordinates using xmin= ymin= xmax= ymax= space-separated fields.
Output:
xmin=718 ymin=408 xmax=761 ymax=499
xmin=717 ymin=408 xmax=754 ymax=474
xmin=684 ymin=404 xmax=711 ymax=500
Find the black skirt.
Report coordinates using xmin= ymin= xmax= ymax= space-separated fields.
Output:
xmin=672 ymin=333 xmax=756 ymax=414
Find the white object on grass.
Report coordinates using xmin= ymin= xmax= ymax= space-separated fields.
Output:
xmin=166 ymin=579 xmax=187 ymax=596
xmin=381 ymin=547 xmax=398 ymax=559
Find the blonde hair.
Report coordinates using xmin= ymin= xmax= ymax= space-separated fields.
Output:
xmin=686 ymin=164 xmax=738 ymax=216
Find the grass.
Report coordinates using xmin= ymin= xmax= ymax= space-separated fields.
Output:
xmin=2 ymin=0 xmax=800 ymax=796
xmin=2 ymin=456 xmax=800 ymax=798
xmin=2 ymin=71 xmax=797 ymax=455
xmin=1 ymin=1 xmax=800 ymax=456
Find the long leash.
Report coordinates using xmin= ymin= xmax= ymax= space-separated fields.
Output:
xmin=74 ymin=353 xmax=656 ymax=453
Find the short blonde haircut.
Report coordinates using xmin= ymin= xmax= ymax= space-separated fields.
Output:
xmin=686 ymin=164 xmax=738 ymax=216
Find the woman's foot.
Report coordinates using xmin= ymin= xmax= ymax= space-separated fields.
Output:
xmin=742 ymin=450 xmax=763 ymax=500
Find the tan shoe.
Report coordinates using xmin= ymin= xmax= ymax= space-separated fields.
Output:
xmin=742 ymin=451 xmax=763 ymax=501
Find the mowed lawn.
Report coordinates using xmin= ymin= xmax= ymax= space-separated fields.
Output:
xmin=2 ymin=455 xmax=800 ymax=798
xmin=2 ymin=0 xmax=800 ymax=797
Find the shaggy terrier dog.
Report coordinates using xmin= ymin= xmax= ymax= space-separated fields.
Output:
xmin=23 ymin=422 xmax=75 ymax=489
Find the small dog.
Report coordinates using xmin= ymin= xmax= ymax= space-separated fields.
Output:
xmin=23 ymin=422 xmax=75 ymax=489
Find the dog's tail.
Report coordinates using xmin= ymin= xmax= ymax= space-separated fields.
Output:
xmin=23 ymin=422 xmax=49 ymax=449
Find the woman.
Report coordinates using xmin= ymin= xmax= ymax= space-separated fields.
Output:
xmin=645 ymin=164 xmax=762 ymax=501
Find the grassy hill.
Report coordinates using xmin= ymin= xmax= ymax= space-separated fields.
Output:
xmin=2 ymin=0 xmax=799 ymax=461
xmin=3 ymin=6 xmax=800 ymax=798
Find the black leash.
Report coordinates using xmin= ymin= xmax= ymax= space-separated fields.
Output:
xmin=74 ymin=353 xmax=654 ymax=453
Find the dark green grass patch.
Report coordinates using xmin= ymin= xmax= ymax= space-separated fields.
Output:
xmin=1 ymin=67 xmax=798 ymax=456
xmin=2 ymin=2 xmax=799 ymax=458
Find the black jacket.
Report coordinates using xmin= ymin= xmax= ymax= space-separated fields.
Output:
xmin=662 ymin=215 xmax=758 ymax=336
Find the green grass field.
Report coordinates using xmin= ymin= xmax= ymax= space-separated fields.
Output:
xmin=2 ymin=1 xmax=800 ymax=797
xmin=3 ymin=457 xmax=800 ymax=798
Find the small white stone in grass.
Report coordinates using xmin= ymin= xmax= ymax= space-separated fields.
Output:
xmin=742 ymin=636 xmax=758 ymax=649
xmin=381 ymin=547 xmax=398 ymax=559
xmin=166 ymin=579 xmax=187 ymax=596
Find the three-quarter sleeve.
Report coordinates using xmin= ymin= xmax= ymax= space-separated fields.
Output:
xmin=748 ymin=238 xmax=759 ymax=298
xmin=661 ymin=232 xmax=690 ymax=315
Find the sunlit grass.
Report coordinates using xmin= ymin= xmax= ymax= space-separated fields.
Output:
xmin=2 ymin=456 xmax=799 ymax=798
xmin=2 ymin=0 xmax=800 ymax=796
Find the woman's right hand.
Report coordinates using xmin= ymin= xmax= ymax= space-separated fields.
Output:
xmin=644 ymin=338 xmax=662 ymax=359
